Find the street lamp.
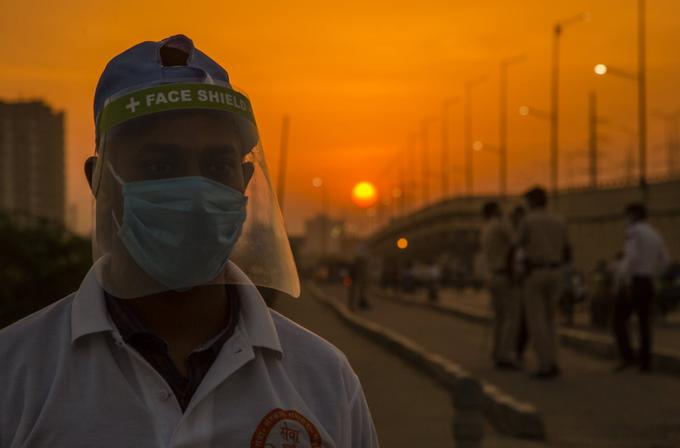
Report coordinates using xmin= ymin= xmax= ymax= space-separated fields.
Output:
xmin=472 ymin=140 xmax=505 ymax=194
xmin=593 ymin=0 xmax=647 ymax=192
xmin=519 ymin=105 xmax=551 ymax=120
xmin=312 ymin=177 xmax=330 ymax=256
xmin=551 ymin=11 xmax=590 ymax=197
xmin=464 ymin=77 xmax=485 ymax=196
xmin=594 ymin=61 xmax=645 ymax=188
xmin=441 ymin=98 xmax=459 ymax=200
xmin=499 ymin=54 xmax=526 ymax=198
xmin=421 ymin=118 xmax=435 ymax=206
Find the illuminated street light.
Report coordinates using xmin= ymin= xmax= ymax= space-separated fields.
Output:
xmin=499 ymin=54 xmax=526 ymax=198
xmin=464 ymin=77 xmax=485 ymax=196
xmin=593 ymin=0 xmax=648 ymax=192
xmin=593 ymin=63 xmax=637 ymax=80
xmin=594 ymin=64 xmax=608 ymax=75
xmin=396 ymin=237 xmax=409 ymax=250
xmin=519 ymin=105 xmax=551 ymax=120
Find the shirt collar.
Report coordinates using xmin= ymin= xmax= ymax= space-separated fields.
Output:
xmin=70 ymin=260 xmax=115 ymax=343
xmin=70 ymin=260 xmax=282 ymax=354
xmin=227 ymin=262 xmax=282 ymax=354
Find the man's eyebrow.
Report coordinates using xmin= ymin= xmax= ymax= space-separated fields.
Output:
xmin=203 ymin=145 xmax=241 ymax=158
xmin=138 ymin=142 xmax=183 ymax=155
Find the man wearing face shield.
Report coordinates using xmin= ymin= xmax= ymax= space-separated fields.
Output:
xmin=0 ymin=35 xmax=378 ymax=448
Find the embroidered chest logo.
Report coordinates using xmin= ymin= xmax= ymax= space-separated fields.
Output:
xmin=251 ymin=408 xmax=322 ymax=448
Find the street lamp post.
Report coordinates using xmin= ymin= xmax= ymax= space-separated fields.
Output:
xmin=421 ymin=119 xmax=434 ymax=206
xmin=499 ymin=55 xmax=525 ymax=198
xmin=472 ymin=140 xmax=504 ymax=192
xmin=312 ymin=177 xmax=329 ymax=256
xmin=276 ymin=115 xmax=290 ymax=212
xmin=464 ymin=78 xmax=484 ymax=196
xmin=441 ymin=98 xmax=458 ymax=200
xmin=589 ymin=91 xmax=598 ymax=188
xmin=594 ymin=0 xmax=647 ymax=192
xmin=638 ymin=0 xmax=647 ymax=190
xmin=551 ymin=12 xmax=589 ymax=197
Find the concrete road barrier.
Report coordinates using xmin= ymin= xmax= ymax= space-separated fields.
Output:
xmin=308 ymin=284 xmax=546 ymax=441
xmin=374 ymin=288 xmax=680 ymax=377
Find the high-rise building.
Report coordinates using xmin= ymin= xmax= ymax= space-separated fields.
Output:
xmin=0 ymin=100 xmax=65 ymax=225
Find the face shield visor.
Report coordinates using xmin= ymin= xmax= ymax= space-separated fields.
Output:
xmin=92 ymin=82 xmax=299 ymax=298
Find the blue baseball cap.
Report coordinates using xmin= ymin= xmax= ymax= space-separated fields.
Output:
xmin=94 ymin=34 xmax=230 ymax=126
xmin=93 ymin=34 xmax=258 ymax=150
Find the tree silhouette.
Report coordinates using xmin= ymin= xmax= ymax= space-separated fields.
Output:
xmin=0 ymin=212 xmax=91 ymax=328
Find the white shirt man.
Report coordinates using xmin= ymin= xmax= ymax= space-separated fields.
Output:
xmin=613 ymin=203 xmax=670 ymax=372
xmin=621 ymin=221 xmax=670 ymax=281
xmin=0 ymin=264 xmax=379 ymax=447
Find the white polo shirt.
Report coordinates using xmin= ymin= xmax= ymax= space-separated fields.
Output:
xmin=0 ymin=266 xmax=379 ymax=447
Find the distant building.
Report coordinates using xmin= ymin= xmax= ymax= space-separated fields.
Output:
xmin=296 ymin=214 xmax=363 ymax=270
xmin=301 ymin=214 xmax=345 ymax=258
xmin=0 ymin=100 xmax=65 ymax=225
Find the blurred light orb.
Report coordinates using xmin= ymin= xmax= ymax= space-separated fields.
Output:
xmin=351 ymin=181 xmax=378 ymax=207
xmin=594 ymin=64 xmax=608 ymax=76
xmin=396 ymin=237 xmax=409 ymax=250
xmin=519 ymin=106 xmax=530 ymax=116
xmin=392 ymin=187 xmax=403 ymax=198
xmin=473 ymin=141 xmax=484 ymax=152
xmin=312 ymin=177 xmax=323 ymax=188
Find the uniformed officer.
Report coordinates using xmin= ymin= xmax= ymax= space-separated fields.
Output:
xmin=480 ymin=201 xmax=519 ymax=369
xmin=0 ymin=35 xmax=378 ymax=447
xmin=518 ymin=187 xmax=571 ymax=379
xmin=613 ymin=202 xmax=670 ymax=372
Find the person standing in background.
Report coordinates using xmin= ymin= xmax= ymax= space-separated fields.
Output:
xmin=509 ymin=205 xmax=529 ymax=363
xmin=518 ymin=187 xmax=571 ymax=379
xmin=613 ymin=203 xmax=670 ymax=372
xmin=480 ymin=201 xmax=519 ymax=370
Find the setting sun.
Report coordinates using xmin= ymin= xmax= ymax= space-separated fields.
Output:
xmin=351 ymin=181 xmax=378 ymax=208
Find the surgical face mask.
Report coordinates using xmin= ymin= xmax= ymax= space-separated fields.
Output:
xmin=108 ymin=163 xmax=248 ymax=291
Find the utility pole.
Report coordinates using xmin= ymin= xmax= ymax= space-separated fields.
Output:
xmin=441 ymin=101 xmax=451 ymax=200
xmin=464 ymin=81 xmax=473 ymax=196
xmin=638 ymin=0 xmax=648 ymax=191
xmin=421 ymin=120 xmax=430 ymax=206
xmin=276 ymin=115 xmax=290 ymax=212
xmin=464 ymin=79 xmax=483 ymax=196
xmin=551 ymin=12 xmax=588 ymax=197
xmin=550 ymin=23 xmax=561 ymax=197
xmin=499 ymin=55 xmax=525 ymax=198
xmin=589 ymin=92 xmax=598 ymax=188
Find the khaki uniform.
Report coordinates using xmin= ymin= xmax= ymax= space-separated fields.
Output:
xmin=519 ymin=210 xmax=569 ymax=371
xmin=481 ymin=218 xmax=519 ymax=363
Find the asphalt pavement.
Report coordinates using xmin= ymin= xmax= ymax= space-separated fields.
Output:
xmin=272 ymin=286 xmax=544 ymax=448
xmin=315 ymin=283 xmax=680 ymax=447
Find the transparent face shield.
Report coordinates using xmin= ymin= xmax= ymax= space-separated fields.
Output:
xmin=91 ymin=83 xmax=300 ymax=298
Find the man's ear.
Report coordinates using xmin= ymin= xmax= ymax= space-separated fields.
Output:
xmin=84 ymin=156 xmax=98 ymax=191
xmin=242 ymin=162 xmax=255 ymax=189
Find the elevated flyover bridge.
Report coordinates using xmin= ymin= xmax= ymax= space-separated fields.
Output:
xmin=367 ymin=177 xmax=680 ymax=275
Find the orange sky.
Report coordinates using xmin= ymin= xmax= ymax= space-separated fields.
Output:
xmin=1 ymin=0 xmax=679 ymax=234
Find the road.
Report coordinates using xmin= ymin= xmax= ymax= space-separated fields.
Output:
xmin=314 ymin=283 xmax=680 ymax=447
xmin=273 ymin=287 xmax=544 ymax=447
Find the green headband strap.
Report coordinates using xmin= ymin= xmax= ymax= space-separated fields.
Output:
xmin=96 ymin=83 xmax=256 ymax=135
